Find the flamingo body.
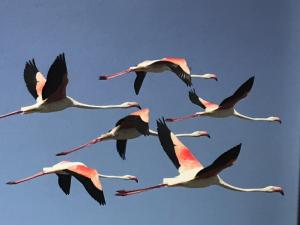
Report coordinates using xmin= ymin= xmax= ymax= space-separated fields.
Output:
xmin=7 ymin=161 xmax=138 ymax=206
xmin=166 ymin=76 xmax=281 ymax=123
xmin=0 ymin=53 xmax=140 ymax=120
xmin=100 ymin=57 xmax=217 ymax=95
xmin=116 ymin=119 xmax=284 ymax=197
xmin=56 ymin=108 xmax=210 ymax=159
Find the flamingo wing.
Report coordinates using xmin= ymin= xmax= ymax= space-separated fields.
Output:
xmin=195 ymin=143 xmax=241 ymax=179
xmin=134 ymin=71 xmax=147 ymax=95
xmin=219 ymin=76 xmax=255 ymax=109
xmin=42 ymin=53 xmax=69 ymax=101
xmin=24 ymin=59 xmax=46 ymax=100
xmin=188 ymin=89 xmax=218 ymax=109
xmin=116 ymin=140 xmax=127 ymax=160
xmin=144 ymin=58 xmax=191 ymax=86
xmin=57 ymin=174 xmax=71 ymax=195
xmin=169 ymin=63 xmax=192 ymax=87
xmin=162 ymin=57 xmax=190 ymax=74
xmin=67 ymin=165 xmax=105 ymax=205
xmin=116 ymin=115 xmax=149 ymax=135
xmin=157 ymin=118 xmax=203 ymax=172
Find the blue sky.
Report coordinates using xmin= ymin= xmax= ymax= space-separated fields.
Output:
xmin=0 ymin=0 xmax=299 ymax=225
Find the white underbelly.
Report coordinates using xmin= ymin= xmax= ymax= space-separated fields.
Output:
xmin=38 ymin=98 xmax=73 ymax=113
xmin=206 ymin=108 xmax=234 ymax=118
xmin=114 ymin=128 xmax=142 ymax=140
xmin=181 ymin=176 xmax=219 ymax=188
xmin=164 ymin=174 xmax=219 ymax=188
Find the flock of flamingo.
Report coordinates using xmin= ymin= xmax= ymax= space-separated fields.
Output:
xmin=4 ymin=53 xmax=284 ymax=206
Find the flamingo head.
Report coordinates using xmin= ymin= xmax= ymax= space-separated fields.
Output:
xmin=190 ymin=131 xmax=211 ymax=138
xmin=121 ymin=102 xmax=141 ymax=109
xmin=265 ymin=186 xmax=284 ymax=195
xmin=123 ymin=175 xmax=139 ymax=183
xmin=201 ymin=73 xmax=218 ymax=81
xmin=267 ymin=116 xmax=282 ymax=124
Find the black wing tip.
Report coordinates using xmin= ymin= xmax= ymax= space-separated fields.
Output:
xmin=245 ymin=76 xmax=255 ymax=86
xmin=25 ymin=58 xmax=38 ymax=74
xmin=228 ymin=143 xmax=242 ymax=158
xmin=156 ymin=117 xmax=167 ymax=128
xmin=120 ymin=154 xmax=126 ymax=160
xmin=98 ymin=192 xmax=106 ymax=206
xmin=55 ymin=52 xmax=67 ymax=68
xmin=189 ymin=88 xmax=197 ymax=96
xmin=134 ymin=87 xmax=140 ymax=95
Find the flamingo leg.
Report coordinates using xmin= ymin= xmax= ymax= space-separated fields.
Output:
xmin=56 ymin=138 xmax=100 ymax=156
xmin=116 ymin=184 xmax=167 ymax=196
xmin=165 ymin=113 xmax=200 ymax=122
xmin=0 ymin=110 xmax=23 ymax=119
xmin=99 ymin=69 xmax=132 ymax=80
xmin=6 ymin=171 xmax=46 ymax=185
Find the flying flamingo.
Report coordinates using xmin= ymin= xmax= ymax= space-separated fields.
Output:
xmin=7 ymin=161 xmax=138 ymax=205
xmin=0 ymin=53 xmax=140 ymax=120
xmin=56 ymin=108 xmax=210 ymax=159
xmin=99 ymin=57 xmax=217 ymax=95
xmin=166 ymin=76 xmax=281 ymax=123
xmin=116 ymin=119 xmax=284 ymax=197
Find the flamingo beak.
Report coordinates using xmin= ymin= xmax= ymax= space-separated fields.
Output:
xmin=136 ymin=105 xmax=142 ymax=110
xmin=132 ymin=177 xmax=138 ymax=183
xmin=6 ymin=181 xmax=17 ymax=185
xmin=202 ymin=131 xmax=211 ymax=138
xmin=279 ymin=190 xmax=284 ymax=196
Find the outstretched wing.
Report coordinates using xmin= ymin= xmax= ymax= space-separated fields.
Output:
xmin=162 ymin=57 xmax=190 ymax=74
xmin=57 ymin=174 xmax=71 ymax=195
xmin=219 ymin=77 xmax=255 ymax=109
xmin=195 ymin=144 xmax=241 ymax=179
xmin=67 ymin=165 xmax=106 ymax=205
xmin=42 ymin=53 xmax=69 ymax=101
xmin=157 ymin=118 xmax=203 ymax=173
xmin=116 ymin=114 xmax=149 ymax=135
xmin=189 ymin=89 xmax=218 ymax=109
xmin=134 ymin=71 xmax=147 ymax=95
xmin=116 ymin=140 xmax=127 ymax=160
xmin=23 ymin=59 xmax=46 ymax=100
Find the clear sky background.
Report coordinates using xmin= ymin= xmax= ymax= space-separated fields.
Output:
xmin=0 ymin=0 xmax=299 ymax=225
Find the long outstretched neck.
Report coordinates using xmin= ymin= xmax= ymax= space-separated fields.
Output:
xmin=233 ymin=110 xmax=281 ymax=123
xmin=165 ymin=112 xmax=203 ymax=122
xmin=190 ymin=74 xmax=218 ymax=81
xmin=73 ymin=101 xmax=126 ymax=109
xmin=116 ymin=184 xmax=167 ymax=196
xmin=6 ymin=171 xmax=45 ymax=185
xmin=99 ymin=174 xmax=125 ymax=179
xmin=99 ymin=68 xmax=132 ymax=80
xmin=56 ymin=133 xmax=112 ymax=156
xmin=0 ymin=110 xmax=23 ymax=119
xmin=218 ymin=179 xmax=268 ymax=193
xmin=148 ymin=129 xmax=209 ymax=138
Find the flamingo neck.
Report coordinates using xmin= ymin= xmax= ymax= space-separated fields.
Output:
xmin=98 ymin=174 xmax=128 ymax=180
xmin=218 ymin=178 xmax=269 ymax=193
xmin=175 ymin=132 xmax=202 ymax=137
xmin=191 ymin=74 xmax=209 ymax=78
xmin=191 ymin=74 xmax=217 ymax=81
xmin=148 ymin=129 xmax=208 ymax=138
xmin=234 ymin=110 xmax=270 ymax=122
xmin=73 ymin=100 xmax=126 ymax=109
